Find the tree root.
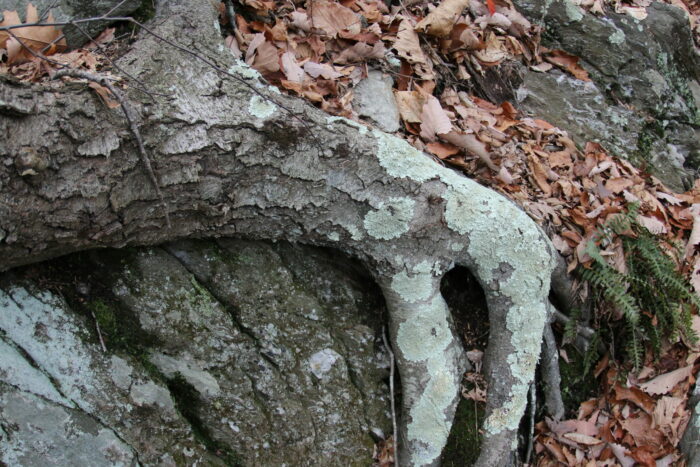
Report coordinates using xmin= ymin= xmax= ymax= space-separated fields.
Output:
xmin=0 ymin=0 xmax=559 ymax=464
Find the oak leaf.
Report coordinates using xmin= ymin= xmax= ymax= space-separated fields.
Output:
xmin=415 ymin=0 xmax=470 ymax=37
xmin=0 ymin=3 xmax=66 ymax=65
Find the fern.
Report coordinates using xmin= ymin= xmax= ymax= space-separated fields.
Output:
xmin=578 ymin=203 xmax=698 ymax=370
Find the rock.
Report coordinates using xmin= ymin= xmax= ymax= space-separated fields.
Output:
xmin=0 ymin=0 xmax=142 ymax=48
xmin=512 ymin=0 xmax=700 ymax=191
xmin=681 ymin=383 xmax=700 ymax=466
xmin=353 ymin=70 xmax=401 ymax=133
xmin=0 ymin=240 xmax=391 ymax=466
xmin=0 ymin=281 xmax=222 ymax=466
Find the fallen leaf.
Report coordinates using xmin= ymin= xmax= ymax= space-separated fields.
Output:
xmin=280 ymin=51 xmax=305 ymax=83
xmin=303 ymin=61 xmax=343 ymax=79
xmin=394 ymin=19 xmax=434 ymax=79
xmin=415 ymin=0 xmax=471 ymax=37
xmin=420 ymin=95 xmax=452 ymax=140
xmin=310 ymin=0 xmax=361 ymax=37
xmin=639 ymin=365 xmax=693 ymax=396
xmin=545 ymin=49 xmax=591 ymax=81
xmin=562 ymin=432 xmax=603 ymax=445
xmin=88 ymin=81 xmax=120 ymax=109
xmin=395 ymin=91 xmax=426 ymax=123
xmin=426 ymin=141 xmax=460 ymax=159
xmin=334 ymin=41 xmax=385 ymax=64
xmin=0 ymin=4 xmax=66 ymax=64
xmin=637 ymin=215 xmax=667 ymax=234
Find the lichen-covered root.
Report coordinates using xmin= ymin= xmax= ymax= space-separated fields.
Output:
xmin=379 ymin=271 xmax=467 ymax=467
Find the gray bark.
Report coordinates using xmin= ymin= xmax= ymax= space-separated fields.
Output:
xmin=0 ymin=0 xmax=556 ymax=464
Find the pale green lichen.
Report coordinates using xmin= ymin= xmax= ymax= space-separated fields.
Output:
xmin=374 ymin=130 xmax=440 ymax=182
xmin=451 ymin=242 xmax=464 ymax=252
xmin=391 ymin=270 xmax=433 ymax=303
xmin=363 ymin=197 xmax=415 ymax=240
xmin=442 ymin=183 xmax=552 ymax=435
xmin=327 ymin=231 xmax=340 ymax=242
xmin=608 ymin=29 xmax=625 ymax=45
xmin=248 ymin=95 xmax=277 ymax=119
xmin=395 ymin=295 xmax=460 ymax=466
xmin=373 ymin=128 xmax=554 ymax=439
xmin=564 ymin=0 xmax=584 ymax=22
xmin=326 ymin=116 xmax=368 ymax=135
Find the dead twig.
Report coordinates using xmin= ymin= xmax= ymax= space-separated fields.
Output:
xmin=382 ymin=327 xmax=399 ymax=467
xmin=52 ymin=68 xmax=171 ymax=228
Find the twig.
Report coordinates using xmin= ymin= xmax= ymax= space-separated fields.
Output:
xmin=1 ymin=15 xmax=326 ymax=154
xmin=525 ymin=382 xmax=536 ymax=465
xmin=52 ymin=68 xmax=171 ymax=228
xmin=382 ymin=327 xmax=399 ymax=467
xmin=90 ymin=309 xmax=108 ymax=352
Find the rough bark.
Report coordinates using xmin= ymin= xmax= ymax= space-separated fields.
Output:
xmin=0 ymin=0 xmax=556 ymax=464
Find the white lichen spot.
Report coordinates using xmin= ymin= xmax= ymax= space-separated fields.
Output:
xmin=450 ymin=242 xmax=464 ymax=252
xmin=326 ymin=116 xmax=368 ymax=135
xmin=564 ymin=0 xmax=584 ymax=22
xmin=608 ymin=29 xmax=625 ymax=45
xmin=391 ymin=270 xmax=433 ymax=303
xmin=228 ymin=60 xmax=263 ymax=81
xmin=373 ymin=130 xmax=440 ymax=182
xmin=248 ymin=95 xmax=277 ymax=119
xmin=327 ymin=231 xmax=340 ymax=242
xmin=363 ymin=197 xmax=415 ymax=240
xmin=308 ymin=348 xmax=341 ymax=379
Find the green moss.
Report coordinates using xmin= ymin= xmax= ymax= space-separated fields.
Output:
xmin=440 ymin=397 xmax=485 ymax=466
xmin=131 ymin=0 xmax=157 ymax=23
xmin=633 ymin=119 xmax=665 ymax=165
xmin=167 ymin=373 xmax=243 ymax=466
xmin=655 ymin=52 xmax=700 ymax=125
xmin=557 ymin=351 xmax=599 ymax=413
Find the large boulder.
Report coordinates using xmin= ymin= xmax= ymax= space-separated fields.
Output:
xmin=0 ymin=240 xmax=391 ymax=466
xmin=513 ymin=0 xmax=700 ymax=191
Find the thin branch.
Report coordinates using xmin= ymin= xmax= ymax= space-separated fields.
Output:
xmin=1 ymin=16 xmax=325 ymax=154
xmin=52 ymin=68 xmax=171 ymax=228
xmin=382 ymin=327 xmax=399 ymax=467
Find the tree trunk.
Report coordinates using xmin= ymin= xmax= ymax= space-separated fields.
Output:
xmin=0 ymin=0 xmax=556 ymax=464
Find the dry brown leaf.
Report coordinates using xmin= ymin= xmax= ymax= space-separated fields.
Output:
xmin=334 ymin=41 xmax=385 ymax=64
xmin=426 ymin=141 xmax=460 ymax=159
xmin=395 ymin=91 xmax=426 ymax=124
xmin=637 ymin=215 xmax=667 ymax=234
xmin=545 ymin=49 xmax=591 ymax=81
xmin=88 ymin=82 xmax=120 ymax=109
xmin=605 ymin=177 xmax=634 ymax=194
xmin=684 ymin=204 xmax=700 ymax=260
xmin=420 ymin=95 xmax=452 ymax=141
xmin=280 ymin=51 xmax=305 ymax=83
xmin=415 ymin=0 xmax=470 ymax=37
xmin=303 ymin=61 xmax=342 ymax=79
xmin=562 ymin=432 xmax=603 ymax=445
xmin=652 ymin=395 xmax=684 ymax=433
xmin=614 ymin=384 xmax=656 ymax=413
xmin=639 ymin=365 xmax=693 ymax=396
xmin=252 ymin=40 xmax=280 ymax=74
xmin=225 ymin=35 xmax=242 ymax=59
xmin=620 ymin=412 xmax=666 ymax=449
xmin=441 ymin=131 xmax=496 ymax=171
xmin=528 ymin=153 xmax=552 ymax=196
xmin=0 ymin=4 xmax=66 ymax=65
xmin=394 ymin=19 xmax=433 ymax=79
xmin=310 ymin=0 xmax=361 ymax=37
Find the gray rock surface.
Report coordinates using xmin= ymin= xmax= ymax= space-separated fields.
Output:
xmin=0 ymin=0 xmax=142 ymax=48
xmin=0 ymin=240 xmax=391 ymax=466
xmin=513 ymin=0 xmax=700 ymax=191
xmin=353 ymin=70 xmax=401 ymax=133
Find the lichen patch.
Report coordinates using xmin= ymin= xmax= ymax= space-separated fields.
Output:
xmin=248 ymin=95 xmax=277 ymax=119
xmin=363 ymin=197 xmax=415 ymax=240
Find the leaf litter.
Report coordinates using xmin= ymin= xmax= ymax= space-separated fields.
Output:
xmin=2 ymin=0 xmax=700 ymax=463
